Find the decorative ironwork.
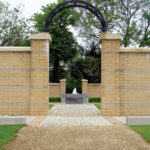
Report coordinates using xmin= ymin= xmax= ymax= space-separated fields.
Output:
xmin=44 ymin=0 xmax=107 ymax=32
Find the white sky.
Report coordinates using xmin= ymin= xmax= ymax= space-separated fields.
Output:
xmin=1 ymin=0 xmax=57 ymax=18
xmin=1 ymin=0 xmax=85 ymax=47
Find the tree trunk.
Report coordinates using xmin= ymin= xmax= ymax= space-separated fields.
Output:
xmin=53 ymin=56 xmax=59 ymax=83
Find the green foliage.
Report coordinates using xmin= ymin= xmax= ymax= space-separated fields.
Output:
xmin=89 ymin=97 xmax=101 ymax=103
xmin=75 ymin=0 xmax=149 ymax=47
xmin=66 ymin=69 xmax=82 ymax=93
xmin=94 ymin=104 xmax=101 ymax=110
xmin=49 ymin=104 xmax=54 ymax=109
xmin=131 ymin=125 xmax=150 ymax=142
xmin=71 ymin=56 xmax=101 ymax=83
xmin=0 ymin=124 xmax=25 ymax=150
xmin=0 ymin=1 xmax=30 ymax=46
xmin=49 ymin=97 xmax=61 ymax=103
xmin=139 ymin=11 xmax=150 ymax=47
xmin=32 ymin=1 xmax=83 ymax=82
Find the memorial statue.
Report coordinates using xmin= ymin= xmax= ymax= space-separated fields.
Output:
xmin=72 ymin=88 xmax=77 ymax=94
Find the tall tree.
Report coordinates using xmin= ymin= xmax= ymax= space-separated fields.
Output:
xmin=70 ymin=42 xmax=101 ymax=83
xmin=0 ymin=1 xmax=30 ymax=46
xmin=139 ymin=11 xmax=150 ymax=47
xmin=32 ymin=1 xmax=83 ymax=82
xmin=74 ymin=0 xmax=149 ymax=47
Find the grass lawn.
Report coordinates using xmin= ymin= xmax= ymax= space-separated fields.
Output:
xmin=49 ymin=104 xmax=54 ymax=109
xmin=0 ymin=124 xmax=25 ymax=150
xmin=94 ymin=103 xmax=101 ymax=109
xmin=49 ymin=102 xmax=61 ymax=103
xmin=131 ymin=125 xmax=150 ymax=142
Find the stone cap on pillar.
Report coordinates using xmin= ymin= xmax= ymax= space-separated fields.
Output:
xmin=100 ymin=32 xmax=122 ymax=43
xmin=82 ymin=79 xmax=88 ymax=82
xmin=60 ymin=79 xmax=66 ymax=82
xmin=29 ymin=32 xmax=52 ymax=43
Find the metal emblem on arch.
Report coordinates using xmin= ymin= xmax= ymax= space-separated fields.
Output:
xmin=44 ymin=0 xmax=107 ymax=32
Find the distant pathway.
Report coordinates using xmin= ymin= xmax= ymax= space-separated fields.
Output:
xmin=29 ymin=104 xmax=113 ymax=126
xmin=50 ymin=104 xmax=100 ymax=116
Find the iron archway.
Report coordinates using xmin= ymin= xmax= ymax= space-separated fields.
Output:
xmin=44 ymin=0 xmax=107 ymax=32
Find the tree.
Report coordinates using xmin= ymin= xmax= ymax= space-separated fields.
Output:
xmin=0 ymin=1 xmax=30 ymax=46
xmin=32 ymin=1 xmax=83 ymax=83
xmin=74 ymin=0 xmax=150 ymax=47
xmin=114 ymin=0 xmax=149 ymax=47
xmin=70 ymin=42 xmax=101 ymax=83
xmin=139 ymin=11 xmax=150 ymax=47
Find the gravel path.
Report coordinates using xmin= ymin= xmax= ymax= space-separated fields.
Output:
xmin=4 ymin=126 xmax=150 ymax=150
xmin=40 ymin=116 xmax=112 ymax=126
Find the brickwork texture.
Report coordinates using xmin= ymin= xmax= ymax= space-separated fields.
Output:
xmin=0 ymin=32 xmax=150 ymax=116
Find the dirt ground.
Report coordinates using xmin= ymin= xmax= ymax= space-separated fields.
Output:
xmin=4 ymin=126 xmax=150 ymax=150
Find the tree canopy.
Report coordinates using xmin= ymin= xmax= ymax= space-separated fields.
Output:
xmin=32 ymin=0 xmax=83 ymax=83
xmin=0 ymin=1 xmax=30 ymax=46
xmin=74 ymin=0 xmax=150 ymax=47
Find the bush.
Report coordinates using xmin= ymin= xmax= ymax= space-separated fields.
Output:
xmin=49 ymin=97 xmax=61 ymax=103
xmin=66 ymin=69 xmax=82 ymax=94
xmin=89 ymin=97 xmax=101 ymax=103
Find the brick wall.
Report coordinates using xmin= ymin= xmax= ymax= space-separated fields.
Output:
xmin=49 ymin=79 xmax=66 ymax=97
xmin=0 ymin=32 xmax=150 ymax=116
xmin=119 ymin=48 xmax=150 ymax=116
xmin=82 ymin=79 xmax=101 ymax=97
xmin=0 ymin=47 xmax=31 ymax=115
xmin=88 ymin=83 xmax=101 ymax=97
xmin=49 ymin=83 xmax=60 ymax=97
xmin=100 ymin=33 xmax=150 ymax=116
xmin=0 ymin=32 xmax=51 ymax=115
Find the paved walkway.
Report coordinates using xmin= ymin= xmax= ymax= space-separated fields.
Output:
xmin=40 ymin=116 xmax=112 ymax=126
xmin=29 ymin=104 xmax=113 ymax=126
xmin=0 ymin=105 xmax=127 ymax=127
xmin=49 ymin=104 xmax=100 ymax=116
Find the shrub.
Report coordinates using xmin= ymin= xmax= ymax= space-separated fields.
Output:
xmin=89 ymin=97 xmax=101 ymax=103
xmin=49 ymin=97 xmax=61 ymax=103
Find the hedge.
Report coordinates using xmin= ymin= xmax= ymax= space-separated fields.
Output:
xmin=49 ymin=97 xmax=101 ymax=103
xmin=89 ymin=97 xmax=101 ymax=103
xmin=49 ymin=97 xmax=61 ymax=103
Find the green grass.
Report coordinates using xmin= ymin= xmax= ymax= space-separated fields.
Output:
xmin=49 ymin=101 xmax=61 ymax=103
xmin=131 ymin=125 xmax=150 ymax=142
xmin=94 ymin=103 xmax=101 ymax=109
xmin=0 ymin=124 xmax=25 ymax=150
xmin=49 ymin=104 xmax=54 ymax=109
xmin=89 ymin=102 xmax=100 ymax=103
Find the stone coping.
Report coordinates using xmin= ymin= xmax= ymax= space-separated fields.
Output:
xmin=127 ymin=116 xmax=150 ymax=125
xmin=0 ymin=47 xmax=31 ymax=51
xmin=120 ymin=47 xmax=150 ymax=53
xmin=29 ymin=32 xmax=52 ymax=43
xmin=61 ymin=94 xmax=89 ymax=98
xmin=49 ymin=83 xmax=60 ymax=85
xmin=0 ymin=116 xmax=26 ymax=125
xmin=88 ymin=83 xmax=101 ymax=86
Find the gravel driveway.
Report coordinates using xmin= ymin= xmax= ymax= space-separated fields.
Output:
xmin=4 ymin=126 xmax=150 ymax=150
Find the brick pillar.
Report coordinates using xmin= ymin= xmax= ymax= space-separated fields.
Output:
xmin=29 ymin=32 xmax=52 ymax=115
xmin=100 ymin=33 xmax=122 ymax=116
xmin=82 ymin=79 xmax=88 ymax=94
xmin=60 ymin=79 xmax=66 ymax=95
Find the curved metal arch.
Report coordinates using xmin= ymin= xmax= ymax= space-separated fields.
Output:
xmin=44 ymin=0 xmax=107 ymax=32
xmin=65 ymin=68 xmax=83 ymax=79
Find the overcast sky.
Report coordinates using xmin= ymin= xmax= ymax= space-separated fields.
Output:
xmin=1 ymin=0 xmax=84 ymax=47
xmin=1 ymin=0 xmax=57 ymax=18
